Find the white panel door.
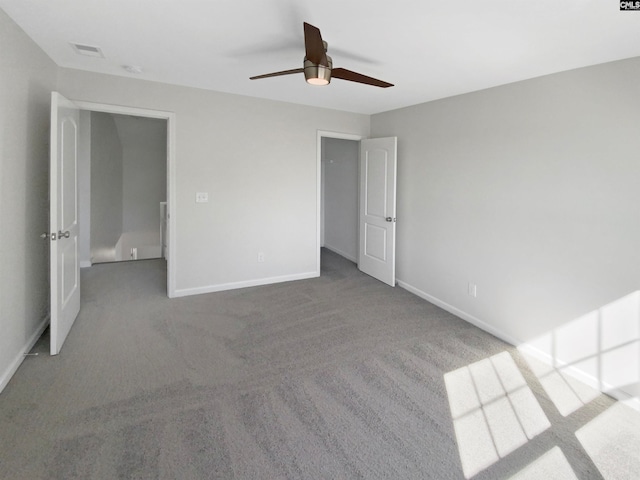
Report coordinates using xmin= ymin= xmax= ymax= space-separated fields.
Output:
xmin=358 ymin=137 xmax=397 ymax=286
xmin=50 ymin=92 xmax=81 ymax=355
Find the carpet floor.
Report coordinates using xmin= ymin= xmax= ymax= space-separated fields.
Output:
xmin=0 ymin=250 xmax=638 ymax=479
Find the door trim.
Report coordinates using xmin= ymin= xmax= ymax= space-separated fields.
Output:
xmin=72 ymin=100 xmax=177 ymax=298
xmin=316 ymin=130 xmax=364 ymax=275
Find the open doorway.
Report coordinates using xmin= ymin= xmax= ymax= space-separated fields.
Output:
xmin=321 ymin=137 xmax=360 ymax=263
xmin=317 ymin=131 xmax=398 ymax=286
xmin=317 ymin=131 xmax=363 ymax=273
xmin=74 ymin=100 xmax=176 ymax=297
xmin=80 ymin=112 xmax=167 ymax=265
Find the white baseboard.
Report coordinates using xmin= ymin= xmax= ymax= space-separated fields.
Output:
xmin=323 ymin=244 xmax=357 ymax=263
xmin=397 ymin=278 xmax=639 ymax=411
xmin=0 ymin=315 xmax=49 ymax=395
xmin=173 ymin=271 xmax=319 ymax=298
xmin=397 ymin=279 xmax=521 ymax=346
xmin=518 ymin=343 xmax=640 ymax=411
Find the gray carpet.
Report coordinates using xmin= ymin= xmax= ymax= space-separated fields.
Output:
xmin=0 ymin=250 xmax=637 ymax=479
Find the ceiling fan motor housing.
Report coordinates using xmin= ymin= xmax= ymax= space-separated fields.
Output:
xmin=304 ymin=55 xmax=332 ymax=85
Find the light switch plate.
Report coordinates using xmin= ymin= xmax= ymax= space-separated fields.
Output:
xmin=195 ymin=192 xmax=208 ymax=203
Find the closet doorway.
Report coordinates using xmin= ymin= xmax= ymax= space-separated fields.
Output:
xmin=320 ymin=135 xmax=360 ymax=264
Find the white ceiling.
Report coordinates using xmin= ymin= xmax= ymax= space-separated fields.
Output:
xmin=2 ymin=0 xmax=640 ymax=114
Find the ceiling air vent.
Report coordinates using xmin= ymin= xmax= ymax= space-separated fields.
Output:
xmin=70 ymin=43 xmax=104 ymax=58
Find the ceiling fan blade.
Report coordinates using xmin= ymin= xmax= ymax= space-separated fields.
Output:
xmin=331 ymin=68 xmax=394 ymax=88
xmin=303 ymin=22 xmax=328 ymax=66
xmin=250 ymin=68 xmax=304 ymax=80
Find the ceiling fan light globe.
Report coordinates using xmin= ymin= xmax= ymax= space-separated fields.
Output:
xmin=307 ymin=77 xmax=330 ymax=86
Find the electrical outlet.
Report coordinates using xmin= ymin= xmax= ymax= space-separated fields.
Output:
xmin=195 ymin=192 xmax=208 ymax=203
xmin=468 ymin=283 xmax=477 ymax=298
xmin=257 ymin=252 xmax=265 ymax=263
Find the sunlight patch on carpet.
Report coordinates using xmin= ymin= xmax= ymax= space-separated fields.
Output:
xmin=444 ymin=351 xmax=550 ymax=479
xmin=576 ymin=402 xmax=640 ymax=480
xmin=508 ymin=447 xmax=578 ymax=480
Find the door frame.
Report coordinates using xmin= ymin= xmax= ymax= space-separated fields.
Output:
xmin=316 ymin=130 xmax=364 ymax=275
xmin=73 ymin=100 xmax=177 ymax=298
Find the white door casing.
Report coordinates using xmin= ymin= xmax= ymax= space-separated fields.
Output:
xmin=50 ymin=92 xmax=81 ymax=355
xmin=358 ymin=137 xmax=397 ymax=286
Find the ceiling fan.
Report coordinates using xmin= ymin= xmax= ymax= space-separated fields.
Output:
xmin=250 ymin=22 xmax=393 ymax=88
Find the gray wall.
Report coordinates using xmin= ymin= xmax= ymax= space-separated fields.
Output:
xmin=322 ymin=138 xmax=359 ymax=262
xmin=117 ymin=115 xmax=167 ymax=240
xmin=371 ymin=57 xmax=640 ymax=403
xmin=0 ymin=8 xmax=57 ymax=390
xmin=57 ymin=68 xmax=370 ymax=295
xmin=90 ymin=112 xmax=124 ymax=263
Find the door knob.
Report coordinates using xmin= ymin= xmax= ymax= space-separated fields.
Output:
xmin=385 ymin=217 xmax=393 ymax=222
xmin=58 ymin=230 xmax=70 ymax=239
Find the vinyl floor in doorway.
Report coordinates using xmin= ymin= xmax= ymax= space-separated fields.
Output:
xmin=1 ymin=250 xmax=638 ymax=479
